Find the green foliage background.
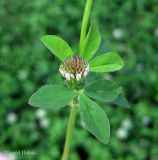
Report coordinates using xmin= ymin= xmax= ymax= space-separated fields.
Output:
xmin=0 ymin=0 xmax=158 ymax=159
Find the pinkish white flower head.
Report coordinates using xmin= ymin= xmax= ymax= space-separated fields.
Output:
xmin=59 ymin=55 xmax=89 ymax=81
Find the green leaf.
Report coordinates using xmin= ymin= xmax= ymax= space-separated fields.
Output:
xmin=85 ymin=79 xmax=122 ymax=102
xmin=85 ymin=73 xmax=104 ymax=86
xmin=41 ymin=35 xmax=73 ymax=61
xmin=29 ymin=84 xmax=76 ymax=109
xmin=80 ymin=24 xmax=101 ymax=61
xmin=95 ymin=38 xmax=112 ymax=56
xmin=89 ymin=52 xmax=124 ymax=72
xmin=80 ymin=93 xmax=110 ymax=144
xmin=111 ymin=93 xmax=130 ymax=108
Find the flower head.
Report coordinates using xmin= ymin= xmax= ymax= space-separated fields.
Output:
xmin=41 ymin=31 xmax=124 ymax=82
xmin=59 ymin=55 xmax=89 ymax=81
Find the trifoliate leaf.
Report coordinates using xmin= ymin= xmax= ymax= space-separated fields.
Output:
xmin=41 ymin=35 xmax=73 ymax=61
xmin=80 ymin=24 xmax=101 ymax=61
xmin=80 ymin=93 xmax=110 ymax=144
xmin=85 ymin=79 xmax=122 ymax=102
xmin=29 ymin=84 xmax=77 ymax=109
xmin=89 ymin=52 xmax=124 ymax=72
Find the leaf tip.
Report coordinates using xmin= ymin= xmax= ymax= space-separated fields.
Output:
xmin=28 ymin=94 xmax=35 ymax=107
xmin=28 ymin=99 xmax=33 ymax=107
xmin=40 ymin=35 xmax=48 ymax=43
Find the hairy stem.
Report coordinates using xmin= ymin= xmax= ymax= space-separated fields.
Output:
xmin=79 ymin=0 xmax=93 ymax=54
xmin=61 ymin=97 xmax=78 ymax=160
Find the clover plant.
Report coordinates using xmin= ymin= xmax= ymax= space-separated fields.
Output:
xmin=28 ymin=0 xmax=128 ymax=159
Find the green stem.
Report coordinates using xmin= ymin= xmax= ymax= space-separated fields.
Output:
xmin=79 ymin=0 xmax=93 ymax=54
xmin=62 ymin=0 xmax=93 ymax=159
xmin=61 ymin=97 xmax=78 ymax=160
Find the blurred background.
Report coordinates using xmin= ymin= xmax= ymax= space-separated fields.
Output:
xmin=0 ymin=0 xmax=158 ymax=159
